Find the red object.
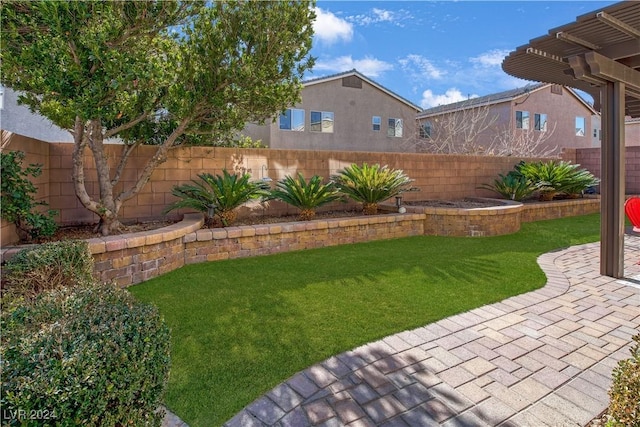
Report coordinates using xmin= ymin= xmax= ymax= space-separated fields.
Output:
xmin=625 ymin=197 xmax=640 ymax=233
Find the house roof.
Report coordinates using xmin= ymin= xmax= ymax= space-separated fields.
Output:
xmin=417 ymin=83 xmax=598 ymax=118
xmin=303 ymin=69 xmax=422 ymax=112
xmin=502 ymin=1 xmax=640 ymax=118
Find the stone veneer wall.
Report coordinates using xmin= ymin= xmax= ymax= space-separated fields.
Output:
xmin=0 ymin=199 xmax=600 ymax=287
xmin=519 ymin=198 xmax=600 ymax=223
xmin=183 ymin=213 xmax=425 ymax=266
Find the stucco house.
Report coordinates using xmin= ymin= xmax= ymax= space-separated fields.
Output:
xmin=0 ymin=86 xmax=74 ymax=143
xmin=415 ymin=83 xmax=600 ymax=156
xmin=242 ymin=70 xmax=422 ymax=153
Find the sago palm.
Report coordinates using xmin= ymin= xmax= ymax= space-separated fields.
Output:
xmin=164 ymin=170 xmax=269 ymax=226
xmin=478 ymin=172 xmax=536 ymax=201
xmin=269 ymin=174 xmax=342 ymax=221
xmin=517 ymin=160 xmax=578 ymax=201
xmin=334 ymin=163 xmax=413 ymax=215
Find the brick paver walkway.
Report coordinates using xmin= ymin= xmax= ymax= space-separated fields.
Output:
xmin=166 ymin=234 xmax=640 ymax=427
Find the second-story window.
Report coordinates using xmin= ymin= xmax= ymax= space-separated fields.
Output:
xmin=575 ymin=117 xmax=586 ymax=136
xmin=534 ymin=113 xmax=547 ymax=132
xmin=310 ymin=111 xmax=334 ymax=133
xmin=419 ymin=122 xmax=432 ymax=138
xmin=372 ymin=116 xmax=381 ymax=132
xmin=388 ymin=118 xmax=403 ymax=137
xmin=279 ymin=108 xmax=305 ymax=131
xmin=516 ymin=111 xmax=529 ymax=130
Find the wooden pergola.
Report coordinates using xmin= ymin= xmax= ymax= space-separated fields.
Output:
xmin=502 ymin=1 xmax=640 ymax=278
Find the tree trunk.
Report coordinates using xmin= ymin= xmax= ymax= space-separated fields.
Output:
xmin=71 ymin=117 xmax=190 ymax=236
xmin=363 ymin=203 xmax=378 ymax=215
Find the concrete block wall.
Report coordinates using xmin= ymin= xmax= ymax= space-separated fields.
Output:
xmin=1 ymin=132 xmax=51 ymax=243
xmin=566 ymin=146 xmax=640 ymax=194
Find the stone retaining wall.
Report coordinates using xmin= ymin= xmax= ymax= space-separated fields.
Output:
xmin=183 ymin=213 xmax=425 ymax=265
xmin=0 ymin=199 xmax=601 ymax=287
xmin=519 ymin=197 xmax=600 ymax=222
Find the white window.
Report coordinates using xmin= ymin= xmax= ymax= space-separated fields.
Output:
xmin=420 ymin=122 xmax=432 ymax=139
xmin=575 ymin=117 xmax=586 ymax=136
xmin=388 ymin=118 xmax=403 ymax=137
xmin=534 ymin=113 xmax=547 ymax=132
xmin=279 ymin=109 xmax=305 ymax=131
xmin=310 ymin=111 xmax=334 ymax=133
xmin=372 ymin=116 xmax=381 ymax=132
xmin=516 ymin=111 xmax=529 ymax=130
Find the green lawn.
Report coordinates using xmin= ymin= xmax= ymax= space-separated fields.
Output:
xmin=129 ymin=214 xmax=601 ymax=427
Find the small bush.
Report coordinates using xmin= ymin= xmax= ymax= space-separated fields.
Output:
xmin=0 ymin=151 xmax=58 ymax=241
xmin=1 ymin=283 xmax=171 ymax=426
xmin=607 ymin=334 xmax=640 ymax=426
xmin=2 ymin=240 xmax=94 ymax=300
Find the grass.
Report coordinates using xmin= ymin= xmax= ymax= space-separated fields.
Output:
xmin=129 ymin=213 xmax=601 ymax=427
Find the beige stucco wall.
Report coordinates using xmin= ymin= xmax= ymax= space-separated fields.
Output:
xmin=244 ymin=76 xmax=420 ymax=153
xmin=626 ymin=120 xmax=640 ymax=146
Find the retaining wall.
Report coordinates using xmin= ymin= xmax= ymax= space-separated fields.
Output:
xmin=0 ymin=199 xmax=602 ymax=287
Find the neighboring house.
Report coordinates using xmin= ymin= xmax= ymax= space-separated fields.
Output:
xmin=0 ymin=86 xmax=74 ymax=142
xmin=416 ymin=83 xmax=600 ymax=156
xmin=242 ymin=70 xmax=422 ymax=153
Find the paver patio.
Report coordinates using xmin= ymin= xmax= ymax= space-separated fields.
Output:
xmin=165 ymin=233 xmax=640 ymax=427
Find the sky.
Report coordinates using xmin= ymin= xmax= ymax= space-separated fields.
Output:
xmin=308 ymin=1 xmax=616 ymax=109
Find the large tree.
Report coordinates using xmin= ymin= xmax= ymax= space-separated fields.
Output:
xmin=1 ymin=1 xmax=315 ymax=235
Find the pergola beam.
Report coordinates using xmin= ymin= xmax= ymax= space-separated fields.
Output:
xmin=597 ymin=11 xmax=640 ymax=38
xmin=556 ymin=31 xmax=601 ymax=50
xmin=584 ymin=51 xmax=640 ymax=93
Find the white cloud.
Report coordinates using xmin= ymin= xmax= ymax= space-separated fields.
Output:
xmin=470 ymin=49 xmax=511 ymax=68
xmin=420 ymin=88 xmax=478 ymax=109
xmin=348 ymin=8 xmax=412 ymax=27
xmin=313 ymin=7 xmax=353 ymax=45
xmin=314 ymin=55 xmax=393 ymax=77
xmin=399 ymin=54 xmax=445 ymax=80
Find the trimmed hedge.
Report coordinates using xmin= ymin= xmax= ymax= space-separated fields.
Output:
xmin=1 ymin=283 xmax=171 ymax=426
xmin=608 ymin=334 xmax=640 ymax=427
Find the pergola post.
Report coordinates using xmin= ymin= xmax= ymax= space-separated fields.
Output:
xmin=600 ymin=80 xmax=626 ymax=278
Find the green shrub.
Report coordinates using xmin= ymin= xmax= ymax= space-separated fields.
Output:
xmin=1 ymin=283 xmax=171 ymax=427
xmin=0 ymin=151 xmax=58 ymax=241
xmin=607 ymin=334 xmax=640 ymax=426
xmin=269 ymin=173 xmax=343 ymax=220
xmin=164 ymin=170 xmax=269 ymax=226
xmin=516 ymin=160 xmax=599 ymax=200
xmin=333 ymin=163 xmax=413 ymax=215
xmin=478 ymin=171 xmax=536 ymax=201
xmin=2 ymin=240 xmax=94 ymax=301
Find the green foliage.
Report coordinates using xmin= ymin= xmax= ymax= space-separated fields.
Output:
xmin=1 ymin=0 xmax=314 ymax=234
xmin=334 ymin=163 xmax=413 ymax=214
xmin=482 ymin=160 xmax=600 ymax=201
xmin=607 ymin=334 xmax=640 ymax=427
xmin=1 ymin=283 xmax=171 ymax=427
xmin=3 ymin=240 xmax=94 ymax=302
xmin=517 ymin=160 xmax=599 ymax=200
xmin=478 ymin=171 xmax=537 ymax=201
xmin=0 ymin=151 xmax=58 ymax=241
xmin=269 ymin=174 xmax=343 ymax=220
xmin=164 ymin=170 xmax=269 ymax=226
